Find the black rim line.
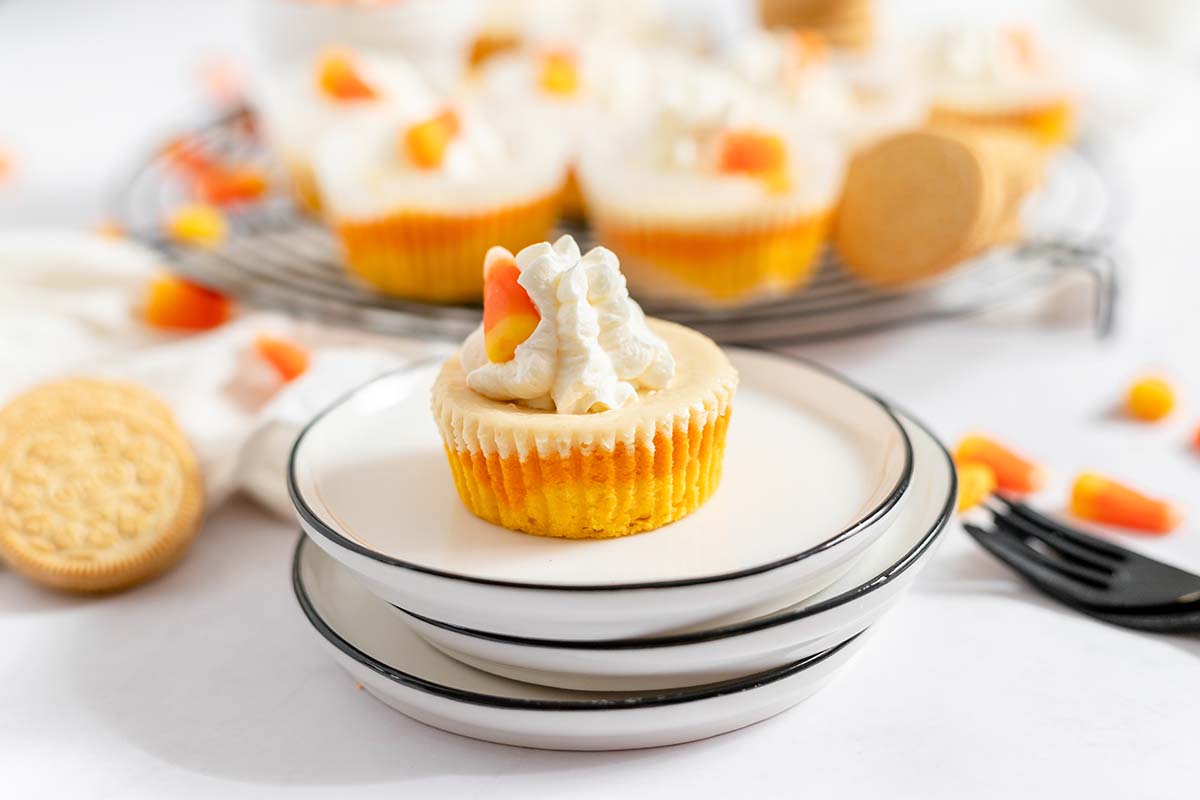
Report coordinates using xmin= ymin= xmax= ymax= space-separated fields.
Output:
xmin=287 ymin=350 xmax=916 ymax=592
xmin=291 ymin=534 xmax=864 ymax=712
xmin=393 ymin=404 xmax=956 ymax=650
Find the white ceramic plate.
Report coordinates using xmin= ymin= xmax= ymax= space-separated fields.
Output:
xmin=290 ymin=350 xmax=913 ymax=639
xmin=399 ymin=409 xmax=955 ymax=691
xmin=293 ymin=536 xmax=872 ymax=751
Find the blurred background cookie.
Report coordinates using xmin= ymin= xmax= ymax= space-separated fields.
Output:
xmin=833 ymin=126 xmax=1045 ymax=289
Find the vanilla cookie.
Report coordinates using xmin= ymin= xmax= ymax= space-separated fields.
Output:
xmin=0 ymin=398 xmax=203 ymax=593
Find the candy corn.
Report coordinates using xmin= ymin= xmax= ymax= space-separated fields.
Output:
xmin=403 ymin=108 xmax=460 ymax=170
xmin=0 ymin=147 xmax=12 ymax=183
xmin=255 ymin=335 xmax=310 ymax=382
xmin=482 ymin=247 xmax=540 ymax=363
xmin=1070 ymin=472 xmax=1181 ymax=535
xmin=162 ymin=135 xmax=212 ymax=177
xmin=195 ymin=165 xmax=268 ymax=205
xmin=143 ymin=276 xmax=232 ymax=331
xmin=717 ymin=130 xmax=790 ymax=193
xmin=954 ymin=434 xmax=1046 ymax=494
xmin=538 ymin=49 xmax=580 ymax=96
xmin=956 ymin=461 xmax=997 ymax=512
xmin=167 ymin=203 xmax=227 ymax=247
xmin=316 ymin=49 xmax=377 ymax=101
xmin=1126 ymin=376 xmax=1175 ymax=422
xmin=1193 ymin=424 xmax=1200 ymax=452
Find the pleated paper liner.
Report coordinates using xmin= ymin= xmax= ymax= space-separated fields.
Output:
xmin=591 ymin=209 xmax=833 ymax=307
xmin=439 ymin=405 xmax=731 ymax=540
xmin=929 ymin=99 xmax=1075 ymax=149
xmin=331 ymin=190 xmax=562 ymax=303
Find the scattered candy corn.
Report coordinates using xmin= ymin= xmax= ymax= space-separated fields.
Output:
xmin=1193 ymin=424 xmax=1200 ymax=452
xmin=0 ymin=147 xmax=12 ymax=183
xmin=143 ymin=276 xmax=232 ymax=331
xmin=195 ymin=165 xmax=268 ymax=205
xmin=167 ymin=203 xmax=228 ymax=247
xmin=1126 ymin=376 xmax=1175 ymax=422
xmin=316 ymin=49 xmax=377 ymax=101
xmin=403 ymin=108 xmax=460 ymax=170
xmin=954 ymin=434 xmax=1046 ymax=494
xmin=255 ymin=335 xmax=310 ymax=382
xmin=1070 ymin=472 xmax=1181 ymax=535
xmin=163 ymin=135 xmax=212 ymax=177
xmin=482 ymin=246 xmax=540 ymax=363
xmin=538 ymin=49 xmax=580 ymax=96
xmin=717 ymin=130 xmax=790 ymax=193
xmin=956 ymin=461 xmax=997 ymax=512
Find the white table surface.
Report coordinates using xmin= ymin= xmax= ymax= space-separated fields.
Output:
xmin=2 ymin=0 xmax=1199 ymax=797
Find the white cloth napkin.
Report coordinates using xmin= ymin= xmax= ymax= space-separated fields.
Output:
xmin=0 ymin=229 xmax=452 ymax=518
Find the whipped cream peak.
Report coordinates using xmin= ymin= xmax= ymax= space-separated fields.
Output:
xmin=462 ymin=235 xmax=675 ymax=414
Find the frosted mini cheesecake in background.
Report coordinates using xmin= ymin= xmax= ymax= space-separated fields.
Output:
xmin=579 ymin=71 xmax=844 ymax=306
xmin=431 ymin=235 xmax=739 ymax=539
xmin=923 ymin=25 xmax=1075 ymax=147
xmin=315 ymin=101 xmax=568 ymax=303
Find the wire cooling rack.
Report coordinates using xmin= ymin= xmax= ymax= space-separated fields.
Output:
xmin=115 ymin=106 xmax=1121 ymax=347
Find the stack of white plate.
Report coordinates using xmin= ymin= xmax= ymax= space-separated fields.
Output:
xmin=288 ymin=349 xmax=957 ymax=750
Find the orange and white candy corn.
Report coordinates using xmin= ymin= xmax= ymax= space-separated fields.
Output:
xmin=1070 ymin=472 xmax=1181 ymax=535
xmin=954 ymin=434 xmax=1046 ymax=495
xmin=538 ymin=48 xmax=580 ymax=96
xmin=316 ymin=49 xmax=377 ymax=101
xmin=402 ymin=108 xmax=460 ymax=170
xmin=255 ymin=334 xmax=310 ymax=382
xmin=482 ymin=247 xmax=540 ymax=363
xmin=956 ymin=461 xmax=997 ymax=512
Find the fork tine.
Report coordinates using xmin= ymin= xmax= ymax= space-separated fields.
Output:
xmin=964 ymin=523 xmax=1112 ymax=600
xmin=991 ymin=495 xmax=1128 ymax=561
xmin=990 ymin=511 xmax=1117 ymax=576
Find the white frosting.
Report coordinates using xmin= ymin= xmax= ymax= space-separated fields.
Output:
xmin=925 ymin=27 xmax=1067 ymax=111
xmin=724 ymin=31 xmax=926 ymax=151
xmin=578 ymin=66 xmax=844 ymax=225
xmin=461 ymin=235 xmax=675 ymax=414
xmin=314 ymin=103 xmax=569 ymax=218
xmin=255 ymin=52 xmax=436 ymax=166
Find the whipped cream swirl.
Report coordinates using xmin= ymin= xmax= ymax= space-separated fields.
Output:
xmin=461 ymin=235 xmax=675 ymax=414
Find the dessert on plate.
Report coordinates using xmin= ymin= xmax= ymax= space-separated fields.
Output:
xmin=579 ymin=72 xmax=844 ymax=305
xmin=314 ymin=101 xmax=568 ymax=302
xmin=431 ymin=235 xmax=739 ymax=538
xmin=923 ymin=26 xmax=1074 ymax=147
xmin=256 ymin=48 xmax=435 ymax=213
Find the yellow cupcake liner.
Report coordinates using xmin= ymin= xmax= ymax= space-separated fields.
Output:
xmin=332 ymin=191 xmax=562 ymax=303
xmin=593 ymin=211 xmax=832 ymax=306
xmin=929 ymin=99 xmax=1074 ymax=148
xmin=438 ymin=404 xmax=732 ymax=540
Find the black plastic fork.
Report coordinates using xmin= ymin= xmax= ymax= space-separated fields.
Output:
xmin=964 ymin=496 xmax=1200 ymax=633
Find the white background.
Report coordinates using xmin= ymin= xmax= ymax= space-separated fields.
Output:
xmin=2 ymin=0 xmax=1199 ymax=797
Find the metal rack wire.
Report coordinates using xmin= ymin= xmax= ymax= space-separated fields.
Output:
xmin=115 ymin=106 xmax=1121 ymax=346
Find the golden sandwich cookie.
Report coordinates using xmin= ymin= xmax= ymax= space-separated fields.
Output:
xmin=0 ymin=380 xmax=203 ymax=593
